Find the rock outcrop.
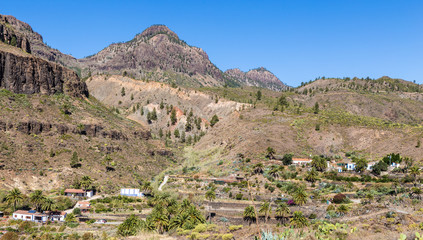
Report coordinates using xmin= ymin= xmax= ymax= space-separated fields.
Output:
xmin=0 ymin=14 xmax=81 ymax=72
xmin=0 ymin=16 xmax=31 ymax=53
xmin=0 ymin=47 xmax=88 ymax=97
xmin=225 ymin=67 xmax=290 ymax=91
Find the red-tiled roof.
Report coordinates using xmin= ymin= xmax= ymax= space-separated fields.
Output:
xmin=292 ymin=158 xmax=312 ymax=162
xmin=65 ymin=189 xmax=85 ymax=194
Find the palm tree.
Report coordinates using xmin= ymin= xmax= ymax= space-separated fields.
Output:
xmin=252 ymin=163 xmax=264 ymax=175
xmin=290 ymin=211 xmax=308 ymax=228
xmin=336 ymin=205 xmax=349 ymax=216
xmin=42 ymin=198 xmax=57 ymax=211
xmin=266 ymin=147 xmax=276 ymax=159
xmin=185 ymin=205 xmax=205 ymax=224
xmin=118 ymin=214 xmax=143 ymax=236
xmin=205 ymin=190 xmax=216 ymax=223
xmin=293 ymin=186 xmax=308 ymax=206
xmin=65 ymin=213 xmax=77 ymax=223
xmin=141 ymin=181 xmax=153 ymax=195
xmin=259 ymin=201 xmax=272 ymax=223
xmin=275 ymin=202 xmax=291 ymax=224
xmin=205 ymin=190 xmax=216 ymax=202
xmin=6 ymin=188 xmax=23 ymax=212
xmin=410 ymin=166 xmax=420 ymax=186
xmin=305 ymin=167 xmax=318 ymax=183
xmin=30 ymin=190 xmax=46 ymax=212
xmin=243 ymin=206 xmax=256 ymax=225
xmin=151 ymin=211 xmax=169 ymax=234
xmin=80 ymin=176 xmax=92 ymax=191
xmin=268 ymin=168 xmax=280 ymax=179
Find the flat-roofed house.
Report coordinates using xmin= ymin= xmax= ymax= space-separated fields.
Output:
xmin=120 ymin=188 xmax=143 ymax=197
xmin=292 ymin=158 xmax=312 ymax=165
xmin=13 ymin=210 xmax=66 ymax=223
xmin=64 ymin=189 xmax=94 ymax=198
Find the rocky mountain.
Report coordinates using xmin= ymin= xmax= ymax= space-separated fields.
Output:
xmin=0 ymin=14 xmax=82 ymax=75
xmin=225 ymin=67 xmax=289 ymax=91
xmin=80 ymin=25 xmax=224 ymax=87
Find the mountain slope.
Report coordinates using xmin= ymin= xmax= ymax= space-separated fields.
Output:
xmin=0 ymin=22 xmax=172 ymax=193
xmin=225 ymin=67 xmax=290 ymax=91
xmin=80 ymin=25 xmax=224 ymax=87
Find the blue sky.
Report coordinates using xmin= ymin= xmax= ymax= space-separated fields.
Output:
xmin=2 ymin=0 xmax=422 ymax=86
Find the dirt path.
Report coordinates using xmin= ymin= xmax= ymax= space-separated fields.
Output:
xmin=158 ymin=175 xmax=169 ymax=191
xmin=341 ymin=208 xmax=410 ymax=222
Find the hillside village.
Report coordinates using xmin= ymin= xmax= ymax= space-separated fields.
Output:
xmin=0 ymin=8 xmax=423 ymax=240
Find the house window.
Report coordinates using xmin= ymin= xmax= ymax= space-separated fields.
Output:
xmin=14 ymin=215 xmax=17 ymax=218
xmin=26 ymin=216 xmax=31 ymax=219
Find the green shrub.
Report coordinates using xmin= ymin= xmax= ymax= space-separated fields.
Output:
xmin=192 ymin=224 xmax=207 ymax=233
xmin=222 ymin=233 xmax=234 ymax=240
xmin=228 ymin=225 xmax=243 ymax=231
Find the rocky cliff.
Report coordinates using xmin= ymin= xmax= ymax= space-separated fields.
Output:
xmin=0 ymin=43 xmax=88 ymax=97
xmin=0 ymin=14 xmax=81 ymax=74
xmin=0 ymin=16 xmax=31 ymax=53
xmin=225 ymin=67 xmax=289 ymax=91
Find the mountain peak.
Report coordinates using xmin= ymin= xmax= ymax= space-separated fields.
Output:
xmin=138 ymin=24 xmax=179 ymax=40
xmin=225 ymin=67 xmax=290 ymax=91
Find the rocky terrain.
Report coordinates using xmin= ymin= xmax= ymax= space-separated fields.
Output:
xmin=80 ymin=25 xmax=224 ymax=87
xmin=0 ymin=42 xmax=88 ymax=97
xmin=0 ymin=14 xmax=81 ymax=74
xmin=86 ymin=74 xmax=246 ymax=137
xmin=225 ymin=67 xmax=290 ymax=91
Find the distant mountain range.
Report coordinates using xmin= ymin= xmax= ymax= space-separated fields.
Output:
xmin=0 ymin=14 xmax=289 ymax=91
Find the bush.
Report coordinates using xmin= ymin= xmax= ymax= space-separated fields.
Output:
xmin=228 ymin=225 xmax=243 ymax=231
xmin=193 ymin=224 xmax=207 ymax=233
xmin=0 ymin=232 xmax=19 ymax=240
xmin=58 ymin=224 xmax=66 ymax=232
xmin=235 ymin=193 xmax=243 ymax=200
xmin=332 ymin=193 xmax=347 ymax=204
xmin=222 ymin=233 xmax=234 ymax=240
xmin=73 ymin=208 xmax=81 ymax=215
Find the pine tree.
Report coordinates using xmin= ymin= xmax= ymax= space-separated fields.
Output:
xmin=313 ymin=102 xmax=319 ymax=114
xmin=170 ymin=108 xmax=177 ymax=125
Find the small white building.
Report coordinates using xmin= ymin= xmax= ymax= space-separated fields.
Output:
xmin=120 ymin=188 xmax=143 ymax=197
xmin=292 ymin=158 xmax=312 ymax=166
xmin=346 ymin=162 xmax=356 ymax=171
xmin=65 ymin=189 xmax=94 ymax=198
xmin=13 ymin=210 xmax=66 ymax=223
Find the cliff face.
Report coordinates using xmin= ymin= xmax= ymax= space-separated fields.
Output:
xmin=225 ymin=67 xmax=290 ymax=91
xmin=0 ymin=16 xmax=31 ymax=53
xmin=0 ymin=45 xmax=88 ymax=97
xmin=0 ymin=14 xmax=81 ymax=74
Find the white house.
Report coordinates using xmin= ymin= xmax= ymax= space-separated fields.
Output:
xmin=13 ymin=210 xmax=66 ymax=223
xmin=292 ymin=158 xmax=312 ymax=166
xmin=346 ymin=162 xmax=356 ymax=171
xmin=120 ymin=188 xmax=143 ymax=197
xmin=65 ymin=189 xmax=94 ymax=198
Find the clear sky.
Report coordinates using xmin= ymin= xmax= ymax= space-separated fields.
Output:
xmin=2 ymin=0 xmax=422 ymax=87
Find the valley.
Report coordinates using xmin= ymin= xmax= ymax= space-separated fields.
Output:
xmin=0 ymin=12 xmax=422 ymax=240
